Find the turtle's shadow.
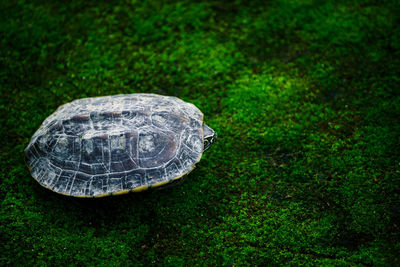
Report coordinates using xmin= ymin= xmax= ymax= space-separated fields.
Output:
xmin=33 ymin=182 xmax=182 ymax=232
xmin=30 ymin=162 xmax=210 ymax=238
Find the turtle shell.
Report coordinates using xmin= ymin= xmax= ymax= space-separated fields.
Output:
xmin=25 ymin=94 xmax=205 ymax=197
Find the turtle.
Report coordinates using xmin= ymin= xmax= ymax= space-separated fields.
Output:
xmin=24 ymin=93 xmax=217 ymax=197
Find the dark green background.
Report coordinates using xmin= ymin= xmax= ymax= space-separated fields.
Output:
xmin=1 ymin=0 xmax=399 ymax=265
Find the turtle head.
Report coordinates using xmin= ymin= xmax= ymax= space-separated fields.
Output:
xmin=203 ymin=124 xmax=217 ymax=151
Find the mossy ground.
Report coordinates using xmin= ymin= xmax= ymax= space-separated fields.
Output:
xmin=1 ymin=0 xmax=400 ymax=265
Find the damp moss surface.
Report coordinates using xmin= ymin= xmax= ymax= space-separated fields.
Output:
xmin=1 ymin=0 xmax=399 ymax=265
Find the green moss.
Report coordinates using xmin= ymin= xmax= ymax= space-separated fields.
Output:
xmin=1 ymin=0 xmax=399 ymax=265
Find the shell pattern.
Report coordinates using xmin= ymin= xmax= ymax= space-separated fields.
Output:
xmin=25 ymin=94 xmax=205 ymax=197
